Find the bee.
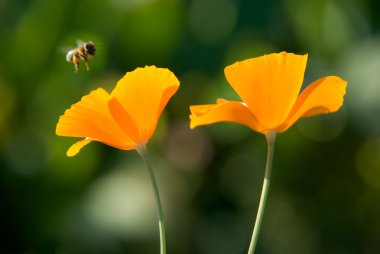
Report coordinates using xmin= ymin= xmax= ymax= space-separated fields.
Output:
xmin=66 ymin=41 xmax=96 ymax=72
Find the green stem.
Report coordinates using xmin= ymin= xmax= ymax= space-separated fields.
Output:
xmin=247 ymin=130 xmax=277 ymax=254
xmin=136 ymin=144 xmax=166 ymax=254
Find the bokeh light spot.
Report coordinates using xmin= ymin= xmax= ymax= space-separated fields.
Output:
xmin=340 ymin=38 xmax=380 ymax=133
xmin=83 ymin=161 xmax=155 ymax=237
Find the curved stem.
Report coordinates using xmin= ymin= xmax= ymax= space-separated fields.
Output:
xmin=136 ymin=144 xmax=166 ymax=254
xmin=247 ymin=130 xmax=277 ymax=254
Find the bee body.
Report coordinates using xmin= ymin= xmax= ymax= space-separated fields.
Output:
xmin=66 ymin=41 xmax=96 ymax=72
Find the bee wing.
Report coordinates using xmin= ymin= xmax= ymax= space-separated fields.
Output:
xmin=57 ymin=46 xmax=76 ymax=63
xmin=76 ymin=39 xmax=85 ymax=46
xmin=57 ymin=46 xmax=73 ymax=54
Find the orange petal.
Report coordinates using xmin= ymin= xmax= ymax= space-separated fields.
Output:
xmin=278 ymin=76 xmax=347 ymax=132
xmin=224 ymin=52 xmax=308 ymax=129
xmin=110 ymin=66 xmax=179 ymax=141
xmin=190 ymin=99 xmax=265 ymax=132
xmin=67 ymin=139 xmax=92 ymax=157
xmin=56 ymin=88 xmax=136 ymax=150
xmin=108 ymin=97 xmax=140 ymax=141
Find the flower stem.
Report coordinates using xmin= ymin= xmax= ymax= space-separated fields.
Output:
xmin=247 ymin=130 xmax=277 ymax=254
xmin=136 ymin=144 xmax=166 ymax=254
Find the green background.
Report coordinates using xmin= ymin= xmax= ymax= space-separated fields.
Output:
xmin=1 ymin=0 xmax=380 ymax=253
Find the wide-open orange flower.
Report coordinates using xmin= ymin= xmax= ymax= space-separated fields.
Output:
xmin=56 ymin=66 xmax=180 ymax=156
xmin=190 ymin=52 xmax=347 ymax=133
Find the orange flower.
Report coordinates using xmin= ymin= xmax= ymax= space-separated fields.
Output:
xmin=190 ymin=52 xmax=347 ymax=133
xmin=56 ymin=66 xmax=180 ymax=157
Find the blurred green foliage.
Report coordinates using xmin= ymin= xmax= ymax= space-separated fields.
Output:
xmin=1 ymin=0 xmax=380 ymax=253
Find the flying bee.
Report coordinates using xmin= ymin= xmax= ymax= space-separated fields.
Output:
xmin=66 ymin=41 xmax=96 ymax=72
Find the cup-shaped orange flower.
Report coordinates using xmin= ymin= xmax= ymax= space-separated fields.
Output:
xmin=189 ymin=52 xmax=347 ymax=254
xmin=56 ymin=66 xmax=179 ymax=157
xmin=56 ymin=66 xmax=179 ymax=254
xmin=190 ymin=52 xmax=347 ymax=133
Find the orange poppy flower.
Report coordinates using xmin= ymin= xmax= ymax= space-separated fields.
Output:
xmin=190 ymin=52 xmax=347 ymax=134
xmin=56 ymin=66 xmax=180 ymax=156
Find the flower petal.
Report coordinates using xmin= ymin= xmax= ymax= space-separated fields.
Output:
xmin=224 ymin=52 xmax=308 ymax=129
xmin=67 ymin=139 xmax=92 ymax=157
xmin=108 ymin=97 xmax=140 ymax=141
xmin=190 ymin=99 xmax=265 ymax=132
xmin=278 ymin=76 xmax=347 ymax=132
xmin=110 ymin=66 xmax=180 ymax=140
xmin=56 ymin=88 xmax=135 ymax=150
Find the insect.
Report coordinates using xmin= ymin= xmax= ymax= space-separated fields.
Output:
xmin=66 ymin=41 xmax=96 ymax=72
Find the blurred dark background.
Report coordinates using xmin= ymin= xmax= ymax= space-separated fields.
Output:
xmin=1 ymin=0 xmax=380 ymax=253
